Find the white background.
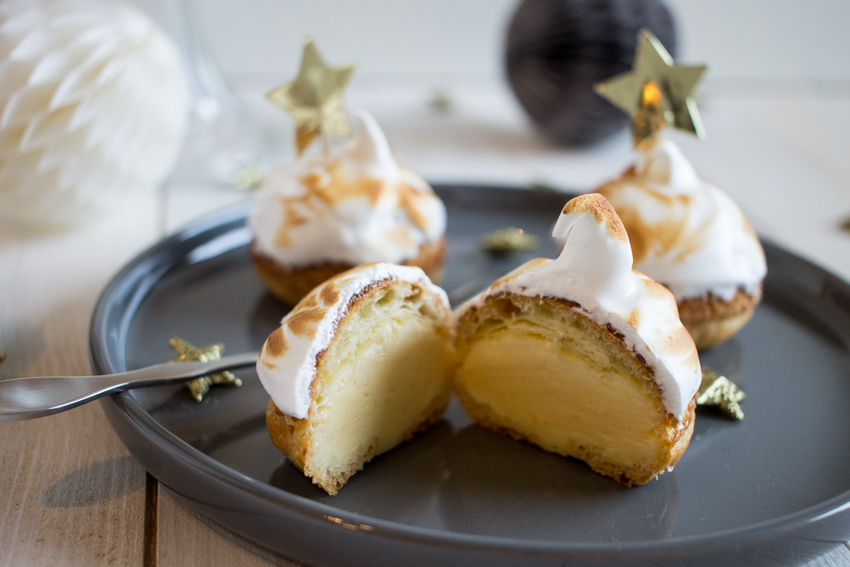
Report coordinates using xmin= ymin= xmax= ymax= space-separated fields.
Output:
xmin=147 ymin=0 xmax=850 ymax=84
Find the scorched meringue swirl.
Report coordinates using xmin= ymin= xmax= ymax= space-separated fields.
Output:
xmin=596 ymin=137 xmax=766 ymax=302
xmin=249 ymin=109 xmax=446 ymax=268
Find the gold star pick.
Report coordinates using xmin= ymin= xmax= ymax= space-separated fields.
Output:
xmin=168 ymin=336 xmax=242 ymax=402
xmin=595 ymin=29 xmax=707 ymax=145
xmin=697 ymin=367 xmax=747 ymax=420
xmin=267 ymin=37 xmax=357 ymax=155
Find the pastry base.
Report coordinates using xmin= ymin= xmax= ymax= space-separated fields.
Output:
xmin=454 ymin=292 xmax=695 ymax=486
xmin=678 ymin=286 xmax=761 ymax=350
xmin=250 ymin=236 xmax=446 ymax=305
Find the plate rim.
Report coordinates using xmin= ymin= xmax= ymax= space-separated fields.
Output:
xmin=90 ymin=184 xmax=850 ymax=559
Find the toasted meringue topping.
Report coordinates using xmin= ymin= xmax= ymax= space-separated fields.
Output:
xmin=250 ymin=109 xmax=446 ymax=267
xmin=596 ymin=137 xmax=766 ymax=302
xmin=257 ymin=263 xmax=449 ymax=419
xmin=458 ymin=194 xmax=701 ymax=420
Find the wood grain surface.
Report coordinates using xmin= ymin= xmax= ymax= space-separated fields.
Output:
xmin=811 ymin=547 xmax=850 ymax=567
xmin=154 ymin=485 xmax=299 ymax=567
xmin=0 ymin=195 xmax=159 ymax=567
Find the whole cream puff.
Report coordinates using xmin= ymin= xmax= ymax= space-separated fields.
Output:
xmin=594 ymin=137 xmax=766 ymax=349
xmin=250 ymin=110 xmax=446 ymax=304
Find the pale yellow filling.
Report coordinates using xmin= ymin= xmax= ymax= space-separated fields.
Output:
xmin=310 ymin=287 xmax=450 ymax=475
xmin=456 ymin=325 xmax=666 ymax=468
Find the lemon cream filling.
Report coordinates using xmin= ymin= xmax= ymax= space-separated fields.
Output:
xmin=457 ymin=324 xmax=669 ymax=469
xmin=307 ymin=284 xmax=452 ymax=475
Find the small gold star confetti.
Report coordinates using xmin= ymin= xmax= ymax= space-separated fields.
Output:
xmin=429 ymin=90 xmax=453 ymax=114
xmin=169 ymin=336 xmax=242 ymax=402
xmin=233 ymin=163 xmax=264 ymax=191
xmin=595 ymin=29 xmax=707 ymax=145
xmin=481 ymin=227 xmax=539 ymax=255
xmin=267 ymin=37 xmax=357 ymax=155
xmin=697 ymin=367 xmax=746 ymax=420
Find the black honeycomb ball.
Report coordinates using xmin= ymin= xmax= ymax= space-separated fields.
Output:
xmin=506 ymin=0 xmax=677 ymax=146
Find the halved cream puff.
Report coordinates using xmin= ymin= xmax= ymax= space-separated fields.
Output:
xmin=455 ymin=194 xmax=701 ymax=485
xmin=257 ymin=263 xmax=453 ymax=495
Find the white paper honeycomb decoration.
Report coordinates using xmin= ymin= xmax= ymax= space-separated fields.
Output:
xmin=0 ymin=0 xmax=189 ymax=228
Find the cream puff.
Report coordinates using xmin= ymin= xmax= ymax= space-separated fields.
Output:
xmin=257 ymin=263 xmax=453 ymax=495
xmin=249 ymin=110 xmax=446 ymax=305
xmin=595 ymin=137 xmax=766 ymax=349
xmin=454 ymin=194 xmax=700 ymax=486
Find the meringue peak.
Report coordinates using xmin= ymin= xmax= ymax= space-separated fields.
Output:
xmin=345 ymin=109 xmax=398 ymax=174
xmin=635 ymin=137 xmax=701 ymax=194
xmin=552 ymin=194 xmax=636 ymax=304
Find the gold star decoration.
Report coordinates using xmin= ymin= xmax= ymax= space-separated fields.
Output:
xmin=0 ymin=353 xmax=5 ymax=364
xmin=595 ymin=29 xmax=707 ymax=145
xmin=697 ymin=367 xmax=746 ymax=420
xmin=169 ymin=336 xmax=242 ymax=402
xmin=267 ymin=37 xmax=357 ymax=155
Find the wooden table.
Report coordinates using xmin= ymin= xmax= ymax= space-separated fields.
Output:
xmin=2 ymin=79 xmax=850 ymax=566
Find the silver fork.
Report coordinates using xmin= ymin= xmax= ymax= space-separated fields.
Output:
xmin=0 ymin=352 xmax=258 ymax=421
xmin=0 ymin=279 xmax=488 ymax=422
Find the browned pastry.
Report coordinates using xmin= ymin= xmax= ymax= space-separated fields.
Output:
xmin=677 ymin=286 xmax=761 ymax=350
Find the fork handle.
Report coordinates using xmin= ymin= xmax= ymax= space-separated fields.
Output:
xmin=0 ymin=352 xmax=258 ymax=421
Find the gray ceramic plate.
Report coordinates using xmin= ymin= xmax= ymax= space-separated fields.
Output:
xmin=92 ymin=185 xmax=850 ymax=567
